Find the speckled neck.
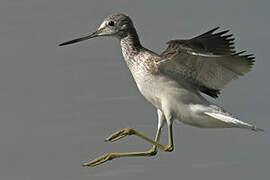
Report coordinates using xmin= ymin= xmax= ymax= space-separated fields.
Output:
xmin=120 ymin=27 xmax=142 ymax=63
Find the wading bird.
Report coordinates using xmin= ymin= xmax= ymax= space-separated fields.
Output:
xmin=59 ymin=13 xmax=263 ymax=167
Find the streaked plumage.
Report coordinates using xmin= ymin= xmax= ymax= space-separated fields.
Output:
xmin=59 ymin=13 xmax=263 ymax=167
xmin=159 ymin=28 xmax=254 ymax=98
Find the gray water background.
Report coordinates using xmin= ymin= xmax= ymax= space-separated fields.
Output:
xmin=0 ymin=0 xmax=269 ymax=179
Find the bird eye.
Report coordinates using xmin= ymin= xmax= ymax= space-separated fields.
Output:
xmin=108 ymin=21 xmax=115 ymax=26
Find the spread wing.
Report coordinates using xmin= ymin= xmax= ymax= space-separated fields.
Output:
xmin=157 ymin=27 xmax=255 ymax=98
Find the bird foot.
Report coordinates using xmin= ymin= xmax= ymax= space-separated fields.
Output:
xmin=164 ymin=145 xmax=174 ymax=152
xmin=82 ymin=153 xmax=115 ymax=167
xmin=105 ymin=128 xmax=136 ymax=142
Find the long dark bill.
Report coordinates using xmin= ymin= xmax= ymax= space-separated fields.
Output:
xmin=59 ymin=31 xmax=98 ymax=46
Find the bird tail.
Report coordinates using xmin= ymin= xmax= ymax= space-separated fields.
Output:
xmin=251 ymin=126 xmax=264 ymax=132
xmin=204 ymin=111 xmax=264 ymax=132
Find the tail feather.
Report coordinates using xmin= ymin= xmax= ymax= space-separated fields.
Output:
xmin=204 ymin=111 xmax=263 ymax=132
xmin=251 ymin=125 xmax=264 ymax=132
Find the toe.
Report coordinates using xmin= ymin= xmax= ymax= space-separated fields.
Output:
xmin=164 ymin=145 xmax=174 ymax=152
xmin=82 ymin=153 xmax=113 ymax=167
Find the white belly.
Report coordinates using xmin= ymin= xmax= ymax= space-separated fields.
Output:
xmin=133 ymin=73 xmax=250 ymax=129
xmin=134 ymin=73 xmax=202 ymax=114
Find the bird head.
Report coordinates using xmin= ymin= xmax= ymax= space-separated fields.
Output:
xmin=59 ymin=13 xmax=133 ymax=46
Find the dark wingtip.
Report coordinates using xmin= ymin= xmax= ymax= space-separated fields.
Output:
xmin=207 ymin=27 xmax=220 ymax=34
xmin=197 ymin=27 xmax=220 ymax=37
xmin=214 ymin=29 xmax=230 ymax=36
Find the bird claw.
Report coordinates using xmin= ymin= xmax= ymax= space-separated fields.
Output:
xmin=105 ymin=128 xmax=135 ymax=142
xmin=82 ymin=153 xmax=114 ymax=167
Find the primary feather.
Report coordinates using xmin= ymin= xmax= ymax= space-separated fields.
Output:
xmin=158 ymin=27 xmax=255 ymax=98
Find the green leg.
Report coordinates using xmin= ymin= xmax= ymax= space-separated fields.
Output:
xmin=83 ymin=110 xmax=175 ymax=167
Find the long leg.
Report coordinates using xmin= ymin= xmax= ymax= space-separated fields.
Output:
xmin=83 ymin=109 xmax=166 ymax=167
xmin=148 ymin=109 xmax=165 ymax=153
xmin=104 ymin=110 xmax=174 ymax=151
xmin=164 ymin=118 xmax=174 ymax=151
xmin=163 ymin=107 xmax=174 ymax=152
xmin=105 ymin=110 xmax=172 ymax=151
